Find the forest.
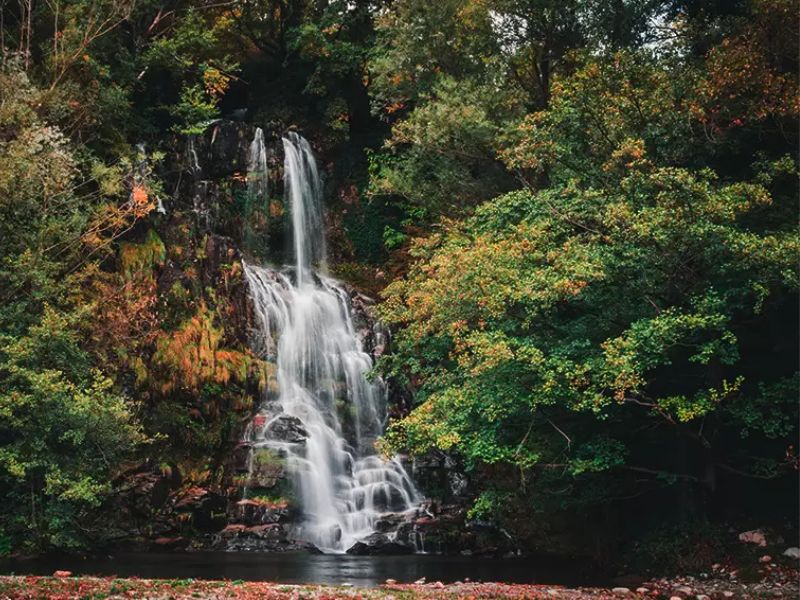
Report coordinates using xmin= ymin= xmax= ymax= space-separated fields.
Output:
xmin=0 ymin=0 xmax=798 ymax=591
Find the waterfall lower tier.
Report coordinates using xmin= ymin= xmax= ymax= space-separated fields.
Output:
xmin=243 ymin=264 xmax=420 ymax=552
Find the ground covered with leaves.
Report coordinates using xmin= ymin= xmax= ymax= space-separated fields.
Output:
xmin=2 ymin=575 xmax=799 ymax=600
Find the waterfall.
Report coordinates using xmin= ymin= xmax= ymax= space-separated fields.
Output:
xmin=282 ymin=132 xmax=325 ymax=287
xmin=247 ymin=128 xmax=269 ymax=202
xmin=242 ymin=133 xmax=419 ymax=553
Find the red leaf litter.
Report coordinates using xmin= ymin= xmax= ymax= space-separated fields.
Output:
xmin=0 ymin=574 xmax=797 ymax=599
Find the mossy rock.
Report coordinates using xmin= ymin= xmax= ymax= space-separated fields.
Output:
xmin=245 ymin=448 xmax=286 ymax=489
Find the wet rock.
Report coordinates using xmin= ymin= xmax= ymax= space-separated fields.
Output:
xmin=346 ymin=532 xmax=414 ymax=555
xmin=217 ymin=522 xmax=307 ymax=552
xmin=265 ymin=415 xmax=308 ymax=444
xmin=373 ymin=513 xmax=404 ymax=533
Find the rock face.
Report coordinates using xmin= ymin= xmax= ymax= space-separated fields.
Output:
xmin=411 ymin=450 xmax=471 ymax=503
xmin=113 ymin=121 xmax=482 ymax=556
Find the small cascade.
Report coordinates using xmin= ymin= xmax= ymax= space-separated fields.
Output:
xmin=247 ymin=128 xmax=269 ymax=201
xmin=241 ymin=132 xmax=420 ymax=553
xmin=186 ymin=136 xmax=201 ymax=175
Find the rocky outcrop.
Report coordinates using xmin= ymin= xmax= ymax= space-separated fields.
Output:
xmin=215 ymin=523 xmax=309 ymax=552
xmin=263 ymin=414 xmax=308 ymax=445
xmin=412 ymin=450 xmax=471 ymax=503
xmin=346 ymin=532 xmax=414 ymax=555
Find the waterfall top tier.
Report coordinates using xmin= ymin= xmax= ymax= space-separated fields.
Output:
xmin=282 ymin=132 xmax=325 ymax=287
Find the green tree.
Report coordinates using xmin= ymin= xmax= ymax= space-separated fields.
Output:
xmin=0 ymin=66 xmax=148 ymax=551
xmin=378 ymin=42 xmax=799 ymax=537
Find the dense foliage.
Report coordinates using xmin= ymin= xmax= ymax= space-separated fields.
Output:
xmin=377 ymin=0 xmax=799 ymax=548
xmin=0 ymin=0 xmax=796 ymax=558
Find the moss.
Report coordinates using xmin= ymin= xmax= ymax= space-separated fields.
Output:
xmin=243 ymin=448 xmax=287 ymax=493
xmin=251 ymin=447 xmax=283 ymax=467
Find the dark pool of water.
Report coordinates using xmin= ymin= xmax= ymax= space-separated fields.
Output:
xmin=0 ymin=551 xmax=606 ymax=587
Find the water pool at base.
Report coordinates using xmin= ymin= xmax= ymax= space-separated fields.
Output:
xmin=0 ymin=551 xmax=607 ymax=587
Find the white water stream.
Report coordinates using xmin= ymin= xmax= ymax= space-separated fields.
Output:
xmin=242 ymin=132 xmax=419 ymax=552
xmin=247 ymin=127 xmax=269 ymax=202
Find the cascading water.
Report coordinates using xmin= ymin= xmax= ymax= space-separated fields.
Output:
xmin=247 ymin=128 xmax=269 ymax=201
xmin=281 ymin=132 xmax=325 ymax=286
xmin=242 ymin=132 xmax=420 ymax=553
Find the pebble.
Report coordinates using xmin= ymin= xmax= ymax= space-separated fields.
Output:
xmin=722 ymin=592 xmax=735 ymax=598
xmin=53 ymin=571 xmax=72 ymax=578
xmin=432 ymin=581 xmax=444 ymax=588
xmin=384 ymin=579 xmax=396 ymax=585
xmin=612 ymin=587 xmax=630 ymax=594
xmin=670 ymin=596 xmax=684 ymax=600
xmin=636 ymin=588 xmax=649 ymax=594
xmin=675 ymin=586 xmax=693 ymax=595
xmin=696 ymin=595 xmax=710 ymax=600
xmin=760 ymin=555 xmax=772 ymax=563
xmin=414 ymin=578 xmax=426 ymax=585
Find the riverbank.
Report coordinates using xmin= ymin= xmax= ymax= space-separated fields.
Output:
xmin=2 ymin=575 xmax=798 ymax=600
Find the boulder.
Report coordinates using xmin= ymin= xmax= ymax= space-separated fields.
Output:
xmin=373 ymin=513 xmax=404 ymax=533
xmin=265 ymin=414 xmax=308 ymax=444
xmin=346 ymin=532 xmax=414 ymax=555
xmin=217 ymin=522 xmax=308 ymax=552
xmin=739 ymin=529 xmax=767 ymax=547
